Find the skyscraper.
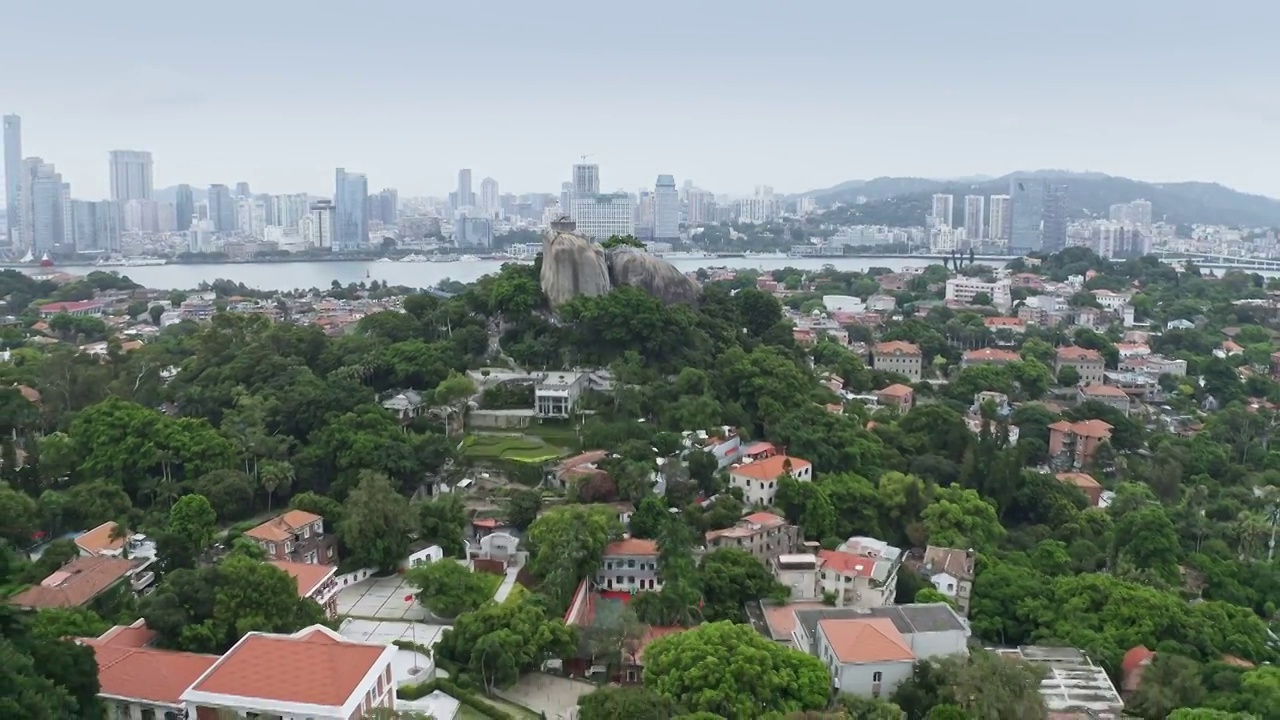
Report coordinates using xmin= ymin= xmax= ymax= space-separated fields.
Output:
xmin=572 ymin=164 xmax=599 ymax=196
xmin=235 ymin=182 xmax=251 ymax=198
xmin=653 ymin=175 xmax=679 ymax=241
xmin=1009 ymin=178 xmax=1047 ymax=254
xmin=480 ymin=177 xmax=499 ymax=218
xmin=988 ymin=195 xmax=1011 ymax=243
xmin=571 ymin=192 xmax=633 ymax=240
xmin=334 ymin=168 xmax=369 ymax=252
xmin=26 ymin=159 xmax=67 ymax=253
xmin=108 ymin=150 xmax=154 ymax=202
xmin=70 ymin=200 xmax=122 ymax=252
xmin=686 ymin=188 xmax=713 ymax=225
xmin=3 ymin=115 xmax=20 ymax=247
xmin=1041 ymin=184 xmax=1069 ymax=253
xmin=175 ymin=184 xmax=194 ymax=232
xmin=208 ymin=184 xmax=235 ymax=233
xmin=963 ymin=195 xmax=985 ymax=242
xmin=635 ymin=191 xmax=654 ymax=240
xmin=368 ymin=189 xmax=398 ymax=225
xmin=930 ymin=194 xmax=954 ymax=228
xmin=454 ymin=169 xmax=474 ymax=210
xmin=305 ymin=200 xmax=335 ymax=249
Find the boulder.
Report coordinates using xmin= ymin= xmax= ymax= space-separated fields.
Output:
xmin=606 ymin=247 xmax=702 ymax=305
xmin=540 ymin=219 xmax=612 ymax=307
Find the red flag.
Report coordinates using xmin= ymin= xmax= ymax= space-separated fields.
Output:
xmin=404 ymin=595 xmax=414 ymax=602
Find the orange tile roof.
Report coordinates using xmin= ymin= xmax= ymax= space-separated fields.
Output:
xmin=874 ymin=341 xmax=922 ymax=356
xmin=268 ymin=560 xmax=336 ymax=597
xmin=86 ymin=643 xmax=218 ymax=705
xmin=75 ymin=521 xmax=127 ymax=556
xmin=8 ymin=556 xmax=136 ymax=609
xmin=817 ymin=549 xmax=876 ymax=577
xmin=819 ymin=617 xmax=915 ymax=663
xmin=558 ymin=450 xmax=609 ymax=473
xmin=604 ymin=538 xmax=659 ymax=556
xmin=14 ymin=384 xmax=41 ymax=403
xmin=963 ymin=348 xmax=1021 ymax=363
xmin=983 ymin=316 xmax=1025 ymax=327
xmin=187 ymin=628 xmax=388 ymax=708
xmin=743 ymin=511 xmax=787 ymax=527
xmin=1049 ymin=419 xmax=1113 ymax=439
xmin=244 ymin=510 xmax=323 ymax=543
xmin=1056 ymin=472 xmax=1101 ymax=490
xmin=1056 ymin=346 xmax=1103 ymax=362
xmin=96 ymin=622 xmax=160 ymax=648
xmin=1080 ymin=384 xmax=1130 ymax=398
xmin=760 ymin=601 xmax=828 ymax=640
xmin=730 ymin=454 xmax=811 ymax=481
xmin=877 ymin=383 xmax=914 ymax=398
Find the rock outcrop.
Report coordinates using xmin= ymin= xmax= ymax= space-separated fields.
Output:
xmin=539 ymin=217 xmax=702 ymax=308
xmin=606 ymin=246 xmax=702 ymax=305
xmin=540 ymin=218 xmax=612 ymax=307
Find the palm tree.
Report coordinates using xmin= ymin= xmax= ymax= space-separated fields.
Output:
xmin=259 ymin=460 xmax=295 ymax=511
xmin=108 ymin=519 xmax=131 ymax=559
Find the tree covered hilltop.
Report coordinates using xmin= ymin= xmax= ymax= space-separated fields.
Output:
xmin=1 ymin=247 xmax=1279 ymax=719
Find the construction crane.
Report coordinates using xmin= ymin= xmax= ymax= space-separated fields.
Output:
xmin=578 ymin=154 xmax=594 ymax=163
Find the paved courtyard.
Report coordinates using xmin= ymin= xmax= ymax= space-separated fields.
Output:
xmin=339 ymin=619 xmax=448 ymax=687
xmin=336 ymin=574 xmax=429 ymax=620
xmin=498 ymin=673 xmax=596 ymax=720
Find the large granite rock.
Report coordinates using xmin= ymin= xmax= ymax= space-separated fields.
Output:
xmin=606 ymin=246 xmax=702 ymax=305
xmin=540 ymin=219 xmax=612 ymax=307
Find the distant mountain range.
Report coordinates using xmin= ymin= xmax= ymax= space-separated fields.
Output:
xmin=804 ymin=171 xmax=1280 ymax=228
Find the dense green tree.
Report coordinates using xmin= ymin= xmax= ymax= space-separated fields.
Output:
xmin=630 ymin=494 xmax=671 ymax=539
xmin=156 ymin=493 xmax=217 ymax=571
xmin=643 ymin=621 xmax=830 ymax=717
xmin=406 ymin=560 xmax=495 ymax=617
xmin=433 ymin=596 xmax=576 ymax=693
xmin=526 ymin=505 xmax=622 ymax=610
xmin=340 ymin=471 xmax=414 ymax=570
xmin=577 ymin=686 xmax=679 ymax=720
xmin=418 ymin=493 xmax=467 ymax=558
xmin=700 ymin=548 xmax=789 ymax=622
xmin=921 ymin=486 xmax=1004 ymax=550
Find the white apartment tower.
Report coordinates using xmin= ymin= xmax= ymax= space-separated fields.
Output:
xmin=303 ymin=200 xmax=335 ymax=249
xmin=571 ymin=192 xmax=634 ymax=240
xmin=964 ymin=195 xmax=985 ymax=241
xmin=653 ymin=174 xmax=679 ymax=241
xmin=480 ymin=177 xmax=500 ymax=218
xmin=108 ymin=150 xmax=154 ymax=202
xmin=572 ymin=164 xmax=599 ymax=196
xmin=988 ymin=194 xmax=1011 ymax=243
xmin=931 ymin=194 xmax=954 ymax=228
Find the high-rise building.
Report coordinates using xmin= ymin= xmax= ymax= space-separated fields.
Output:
xmin=27 ymin=159 xmax=67 ymax=253
xmin=108 ymin=150 xmax=154 ymax=202
xmin=71 ymin=200 xmax=122 ymax=252
xmin=571 ymin=192 xmax=633 ymax=240
xmin=208 ymin=184 xmax=235 ymax=232
xmin=635 ymin=191 xmax=654 ymax=240
xmin=304 ymin=200 xmax=335 ymax=249
xmin=572 ymin=164 xmax=599 ymax=196
xmin=653 ymin=175 xmax=679 ymax=241
xmin=453 ymin=217 xmax=493 ymax=247
xmin=454 ymin=169 xmax=475 ymax=210
xmin=3 ymin=115 xmax=21 ymax=247
xmin=1110 ymin=199 xmax=1153 ymax=229
xmin=930 ymin=194 xmax=954 ymax=228
xmin=175 ymin=184 xmax=194 ymax=232
xmin=1042 ymin=184 xmax=1068 ymax=253
xmin=479 ymin=177 xmax=499 ymax=218
xmin=237 ymin=197 xmax=266 ymax=237
xmin=365 ymin=189 xmax=397 ymax=225
xmin=1009 ymin=178 xmax=1047 ymax=254
xmin=988 ymin=195 xmax=1011 ymax=243
xmin=687 ymin=188 xmax=713 ymax=225
xmin=334 ymin=168 xmax=369 ymax=252
xmin=235 ymin=182 xmax=251 ymax=198
xmin=963 ymin=195 xmax=985 ymax=242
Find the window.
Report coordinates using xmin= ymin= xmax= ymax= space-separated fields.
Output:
xmin=327 ymin=546 xmax=335 ymax=558
xmin=873 ymin=671 xmax=883 ymax=682
xmin=627 ymin=559 xmax=636 ymax=569
xmin=285 ymin=541 xmax=295 ymax=552
xmin=141 ymin=710 xmax=156 ymax=720
xmin=301 ymin=525 xmax=310 ymax=539
xmin=268 ymin=542 xmax=277 ymax=555
xmin=314 ymin=521 xmax=323 ymax=534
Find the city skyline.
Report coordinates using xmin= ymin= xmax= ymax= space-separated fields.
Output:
xmin=2 ymin=1 xmax=1279 ymax=200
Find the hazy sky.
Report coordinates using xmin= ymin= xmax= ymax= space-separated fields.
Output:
xmin=3 ymin=1 xmax=1278 ymax=200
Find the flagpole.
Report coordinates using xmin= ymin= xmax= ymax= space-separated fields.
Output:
xmin=404 ymin=593 xmax=421 ymax=674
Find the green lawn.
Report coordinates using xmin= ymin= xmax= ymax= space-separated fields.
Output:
xmin=462 ymin=434 xmax=564 ymax=463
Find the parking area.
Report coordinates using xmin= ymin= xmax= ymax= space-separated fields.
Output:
xmin=497 ymin=673 xmax=596 ymax=720
xmin=336 ymin=574 xmax=428 ymax=621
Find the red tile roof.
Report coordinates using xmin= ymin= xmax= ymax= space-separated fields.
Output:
xmin=819 ymin=617 xmax=915 ymax=663
xmin=963 ymin=348 xmax=1021 ymax=363
xmin=874 ymin=341 xmax=922 ymax=356
xmin=96 ymin=623 xmax=160 ymax=649
xmin=186 ymin=627 xmax=388 ymax=708
xmin=75 ymin=521 xmax=127 ymax=556
xmin=604 ymin=538 xmax=659 ymax=557
xmin=1056 ymin=472 xmax=1101 ymax=491
xmin=244 ymin=510 xmax=323 ymax=543
xmin=983 ymin=317 xmax=1025 ymax=327
xmin=877 ymin=383 xmax=914 ymax=398
xmin=1056 ymin=346 xmax=1103 ymax=362
xmin=1121 ymin=645 xmax=1155 ymax=674
xmin=8 ymin=556 xmax=136 ymax=609
xmin=817 ymin=549 xmax=876 ymax=577
xmin=39 ymin=300 xmax=104 ymax=315
xmin=85 ymin=642 xmax=219 ymax=705
xmin=268 ymin=560 xmax=336 ymax=597
xmin=730 ymin=454 xmax=811 ymax=481
xmin=14 ymin=384 xmax=41 ymax=403
xmin=1049 ymin=419 xmax=1114 ymax=439
xmin=1080 ymin=384 xmax=1130 ymax=398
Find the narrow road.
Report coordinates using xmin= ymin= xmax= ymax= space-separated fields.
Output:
xmin=492 ymin=565 xmax=521 ymax=602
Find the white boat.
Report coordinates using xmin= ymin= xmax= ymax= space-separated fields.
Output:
xmin=745 ymin=250 xmax=787 ymax=259
xmin=398 ymin=254 xmax=429 ymax=263
xmin=19 ymin=250 xmax=33 ymax=264
xmin=457 ymin=255 xmax=481 ymax=262
xmin=375 ymin=257 xmax=395 ymax=263
xmin=429 ymin=255 xmax=459 ymax=263
xmin=660 ymin=250 xmax=715 ymax=260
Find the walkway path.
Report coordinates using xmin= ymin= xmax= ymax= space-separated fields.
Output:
xmin=492 ymin=566 xmax=521 ymax=602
